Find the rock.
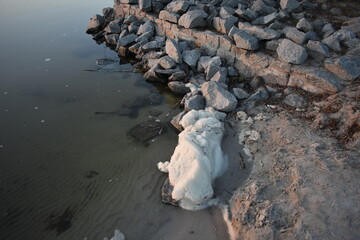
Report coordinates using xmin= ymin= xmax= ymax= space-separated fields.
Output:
xmin=155 ymin=67 xmax=181 ymax=76
xmin=86 ymin=14 xmax=105 ymax=34
xmin=137 ymin=21 xmax=155 ymax=35
xmin=205 ymin=57 xmax=222 ymax=80
xmin=165 ymin=39 xmax=182 ymax=63
xmin=197 ymin=56 xmax=212 ymax=72
xmin=219 ymin=6 xmax=236 ymax=19
xmin=324 ymin=56 xmax=360 ymax=81
xmin=228 ymin=66 xmax=238 ymax=77
xmin=159 ymin=10 xmax=180 ymax=23
xmin=322 ymin=23 xmax=335 ymax=34
xmin=284 ymin=27 xmax=307 ymax=44
xmin=139 ymin=0 xmax=152 ymax=12
xmin=159 ymin=56 xmax=176 ymax=69
xmin=266 ymin=39 xmax=279 ymax=51
xmin=233 ymin=31 xmax=259 ymax=50
xmin=143 ymin=65 xmax=161 ymax=83
xmin=117 ymin=46 xmax=129 ymax=57
xmin=201 ymin=82 xmax=237 ymax=112
xmin=296 ymin=18 xmax=312 ymax=32
xmin=280 ymin=0 xmax=299 ymax=12
xmin=103 ymin=7 xmax=115 ymax=23
xmin=235 ymin=8 xmax=259 ymax=21
xmin=184 ymin=95 xmax=205 ymax=111
xmin=128 ymin=119 xmax=164 ymax=143
xmin=178 ymin=10 xmax=207 ymax=29
xmin=167 ymin=0 xmax=190 ymax=14
xmin=238 ymin=22 xmax=280 ymax=40
xmin=123 ymin=15 xmax=137 ymax=24
xmin=251 ymin=0 xmax=276 ymax=15
xmin=128 ymin=23 xmax=139 ymax=34
xmin=247 ymin=87 xmax=269 ymax=101
xmin=183 ymin=49 xmax=201 ymax=68
xmin=307 ymin=40 xmax=330 ymax=59
xmin=250 ymin=76 xmax=264 ymax=89
xmin=213 ymin=16 xmax=238 ymax=34
xmin=232 ymin=88 xmax=250 ymax=99
xmin=283 ymin=93 xmax=307 ymax=108
xmin=169 ymin=71 xmax=187 ymax=81
xmin=305 ymin=31 xmax=318 ymax=41
xmin=221 ymin=0 xmax=239 ymax=8
xmin=168 ymin=81 xmax=190 ymax=94
xmin=120 ymin=0 xmax=138 ymax=3
xmin=142 ymin=40 xmax=164 ymax=52
xmin=135 ymin=31 xmax=153 ymax=43
xmin=179 ymin=41 xmax=190 ymax=53
xmin=277 ymin=39 xmax=308 ymax=64
xmin=210 ymin=68 xmax=228 ymax=84
xmin=251 ymin=12 xmax=278 ymax=25
xmin=330 ymin=7 xmax=342 ymax=15
xmin=104 ymin=20 xmax=121 ymax=33
xmin=322 ymin=29 xmax=356 ymax=52
xmin=288 ymin=66 xmax=343 ymax=94
xmin=105 ymin=34 xmax=119 ymax=45
xmin=343 ymin=17 xmax=360 ymax=38
xmin=171 ymin=111 xmax=186 ymax=131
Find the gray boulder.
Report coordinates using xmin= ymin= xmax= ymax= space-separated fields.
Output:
xmin=205 ymin=57 xmax=222 ymax=80
xmin=142 ymin=40 xmax=165 ymax=52
xmin=128 ymin=23 xmax=139 ymax=34
xmin=284 ymin=27 xmax=307 ymax=44
xmin=183 ymin=49 xmax=201 ymax=68
xmin=178 ymin=10 xmax=208 ymax=29
xmin=296 ymin=18 xmax=313 ymax=32
xmin=213 ymin=16 xmax=238 ymax=34
xmin=197 ymin=56 xmax=212 ymax=72
xmin=165 ymin=39 xmax=182 ymax=63
xmin=201 ymin=82 xmax=237 ymax=112
xmin=123 ymin=15 xmax=137 ymax=24
xmin=238 ymin=22 xmax=280 ymax=40
xmin=144 ymin=65 xmax=162 ymax=83
xmin=283 ymin=93 xmax=307 ymax=108
xmin=159 ymin=56 xmax=177 ymax=69
xmin=210 ymin=68 xmax=228 ymax=84
xmin=167 ymin=0 xmax=190 ymax=14
xmin=219 ymin=6 xmax=236 ymax=19
xmin=159 ymin=10 xmax=180 ymax=23
xmin=235 ymin=8 xmax=258 ymax=21
xmin=137 ymin=21 xmax=155 ymax=35
xmin=232 ymin=88 xmax=250 ymax=99
xmin=105 ymin=34 xmax=119 ymax=45
xmin=277 ymin=39 xmax=308 ymax=64
xmin=250 ymin=0 xmax=276 ymax=15
xmin=168 ymin=81 xmax=190 ymax=94
xmin=135 ymin=31 xmax=153 ymax=43
xmin=250 ymin=76 xmax=264 ymax=89
xmin=280 ymin=0 xmax=299 ymax=12
xmin=307 ymin=40 xmax=330 ymax=59
xmin=266 ymin=39 xmax=280 ymax=51
xmin=139 ymin=0 xmax=152 ymax=12
xmin=184 ymin=95 xmax=205 ymax=111
xmin=104 ymin=20 xmax=121 ymax=33
xmin=86 ymin=14 xmax=105 ymax=34
xmin=233 ymin=31 xmax=259 ymax=50
xmin=169 ymin=71 xmax=187 ymax=81
xmin=324 ymin=56 xmax=360 ymax=81
xmin=251 ymin=12 xmax=278 ymax=25
xmin=322 ymin=29 xmax=356 ymax=52
xmin=247 ymin=87 xmax=269 ymax=101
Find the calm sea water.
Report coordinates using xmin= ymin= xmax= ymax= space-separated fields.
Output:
xmin=0 ymin=1 xmax=230 ymax=239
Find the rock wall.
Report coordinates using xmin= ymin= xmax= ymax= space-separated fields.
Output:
xmin=112 ymin=0 xmax=359 ymax=95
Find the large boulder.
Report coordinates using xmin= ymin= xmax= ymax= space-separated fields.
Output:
xmin=277 ymin=39 xmax=308 ymax=64
xmin=250 ymin=0 xmax=276 ymax=15
xmin=184 ymin=95 xmax=205 ymax=111
xmin=324 ymin=56 xmax=360 ymax=81
xmin=183 ymin=49 xmax=201 ymax=68
xmin=139 ymin=0 xmax=152 ymax=12
xmin=296 ymin=18 xmax=313 ymax=32
xmin=233 ymin=31 xmax=259 ymax=50
xmin=201 ymin=82 xmax=237 ymax=112
xmin=284 ymin=27 xmax=307 ymax=45
xmin=118 ymin=33 xmax=137 ymax=47
xmin=165 ymin=39 xmax=182 ymax=63
xmin=213 ymin=16 xmax=238 ymax=34
xmin=159 ymin=56 xmax=177 ymax=69
xmin=86 ymin=14 xmax=105 ymax=34
xmin=307 ymin=40 xmax=330 ymax=59
xmin=205 ymin=57 xmax=222 ymax=80
xmin=280 ymin=0 xmax=299 ymax=12
xmin=238 ymin=22 xmax=280 ymax=40
xmin=159 ymin=10 xmax=180 ymax=23
xmin=167 ymin=0 xmax=190 ymax=14
xmin=322 ymin=29 xmax=356 ymax=52
xmin=178 ymin=10 xmax=207 ymax=29
xmin=104 ymin=20 xmax=121 ymax=33
xmin=137 ymin=21 xmax=155 ymax=35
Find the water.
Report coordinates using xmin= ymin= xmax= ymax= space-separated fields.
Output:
xmin=0 ymin=0 xmax=230 ymax=239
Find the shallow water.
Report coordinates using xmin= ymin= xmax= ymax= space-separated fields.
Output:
xmin=0 ymin=0 xmax=231 ymax=239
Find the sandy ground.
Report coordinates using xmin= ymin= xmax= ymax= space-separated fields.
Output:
xmin=224 ymin=93 xmax=360 ymax=239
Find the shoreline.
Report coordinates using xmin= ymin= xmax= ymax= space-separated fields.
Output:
xmin=87 ymin=0 xmax=359 ymax=239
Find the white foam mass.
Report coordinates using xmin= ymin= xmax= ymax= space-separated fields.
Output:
xmin=157 ymin=108 xmax=228 ymax=210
